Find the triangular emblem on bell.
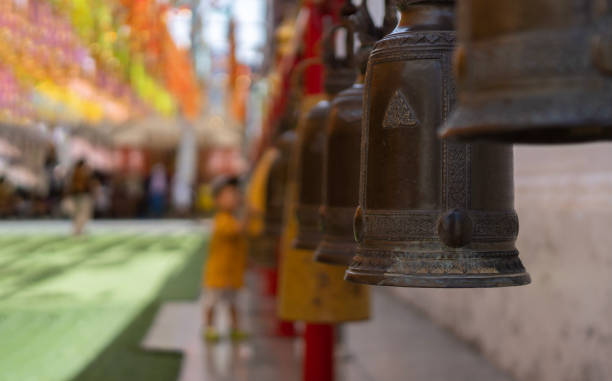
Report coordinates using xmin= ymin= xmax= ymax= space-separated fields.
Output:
xmin=440 ymin=0 xmax=612 ymax=143
xmin=345 ymin=0 xmax=531 ymax=288
xmin=383 ymin=90 xmax=419 ymax=129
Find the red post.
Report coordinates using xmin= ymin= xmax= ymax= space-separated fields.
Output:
xmin=272 ymin=239 xmax=296 ymax=337
xmin=304 ymin=324 xmax=335 ymax=381
xmin=300 ymin=2 xmax=343 ymax=380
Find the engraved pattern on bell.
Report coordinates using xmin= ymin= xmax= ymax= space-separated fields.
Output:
xmin=440 ymin=0 xmax=612 ymax=143
xmin=315 ymin=84 xmax=365 ymax=265
xmin=293 ymin=100 xmax=331 ymax=250
xmin=264 ymin=130 xmax=295 ymax=238
xmin=345 ymin=1 xmax=531 ymax=288
xmin=293 ymin=22 xmax=356 ymax=251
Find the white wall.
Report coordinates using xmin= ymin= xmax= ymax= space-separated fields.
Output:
xmin=392 ymin=143 xmax=612 ymax=381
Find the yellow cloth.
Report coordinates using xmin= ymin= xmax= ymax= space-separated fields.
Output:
xmin=203 ymin=212 xmax=247 ymax=289
xmin=277 ymin=98 xmax=370 ymax=323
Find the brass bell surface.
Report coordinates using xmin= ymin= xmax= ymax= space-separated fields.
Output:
xmin=247 ymin=148 xmax=280 ymax=267
xmin=264 ymin=130 xmax=296 ymax=239
xmin=440 ymin=0 xmax=612 ymax=143
xmin=345 ymin=0 xmax=531 ymax=288
xmin=315 ymin=0 xmax=397 ymax=266
xmin=293 ymin=26 xmax=357 ymax=251
xmin=278 ymin=99 xmax=370 ymax=323
xmin=292 ymin=99 xmax=331 ymax=250
xmin=315 ymin=83 xmax=364 ymax=265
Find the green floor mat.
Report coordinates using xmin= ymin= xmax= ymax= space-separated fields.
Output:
xmin=0 ymin=233 xmax=208 ymax=381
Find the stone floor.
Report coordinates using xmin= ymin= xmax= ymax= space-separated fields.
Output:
xmin=143 ymin=278 xmax=514 ymax=381
xmin=0 ymin=219 xmax=516 ymax=380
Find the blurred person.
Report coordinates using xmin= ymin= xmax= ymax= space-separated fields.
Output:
xmin=0 ymin=176 xmax=14 ymax=218
xmin=125 ymin=171 xmax=144 ymax=217
xmin=148 ymin=163 xmax=168 ymax=217
xmin=93 ymin=172 xmax=112 ymax=218
xmin=110 ymin=174 xmax=130 ymax=218
xmin=202 ymin=176 xmax=249 ymax=342
xmin=195 ymin=183 xmax=214 ymax=216
xmin=44 ymin=149 xmax=63 ymax=217
xmin=172 ymin=179 xmax=193 ymax=217
xmin=66 ymin=159 xmax=94 ymax=235
xmin=14 ymin=188 xmax=33 ymax=218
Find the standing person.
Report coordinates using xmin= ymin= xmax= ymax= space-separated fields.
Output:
xmin=66 ymin=159 xmax=94 ymax=235
xmin=0 ymin=176 xmax=14 ymax=218
xmin=202 ymin=176 xmax=249 ymax=341
xmin=148 ymin=163 xmax=168 ymax=217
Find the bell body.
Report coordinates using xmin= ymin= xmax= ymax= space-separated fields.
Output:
xmin=247 ymin=149 xmax=279 ymax=267
xmin=316 ymin=83 xmax=364 ymax=265
xmin=264 ymin=130 xmax=296 ymax=239
xmin=441 ymin=0 xmax=612 ymax=143
xmin=293 ymin=99 xmax=330 ymax=250
xmin=278 ymin=194 xmax=371 ymax=323
xmin=279 ymin=107 xmax=370 ymax=322
xmin=346 ymin=1 xmax=531 ymax=288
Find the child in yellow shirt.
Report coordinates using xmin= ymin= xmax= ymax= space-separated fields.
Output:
xmin=203 ymin=176 xmax=249 ymax=341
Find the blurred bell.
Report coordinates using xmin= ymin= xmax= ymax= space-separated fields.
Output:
xmin=345 ymin=0 xmax=531 ymax=288
xmin=264 ymin=130 xmax=296 ymax=240
xmin=440 ymin=0 xmax=612 ymax=143
xmin=316 ymin=0 xmax=397 ymax=265
xmin=247 ymin=148 xmax=280 ymax=267
xmin=293 ymin=22 xmax=357 ymax=250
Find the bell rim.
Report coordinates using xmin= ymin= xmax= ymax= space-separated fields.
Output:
xmin=344 ymin=269 xmax=531 ymax=288
xmin=441 ymin=93 xmax=612 ymax=144
xmin=292 ymin=234 xmax=322 ymax=251
xmin=314 ymin=238 xmax=356 ymax=266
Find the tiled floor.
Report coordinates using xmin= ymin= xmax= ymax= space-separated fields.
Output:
xmin=144 ymin=278 xmax=514 ymax=381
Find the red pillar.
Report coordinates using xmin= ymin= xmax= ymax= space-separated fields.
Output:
xmin=300 ymin=1 xmax=344 ymax=380
xmin=304 ymin=324 xmax=335 ymax=381
xmin=272 ymin=239 xmax=296 ymax=337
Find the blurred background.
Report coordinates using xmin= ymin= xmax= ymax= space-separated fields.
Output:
xmin=0 ymin=1 xmax=611 ymax=381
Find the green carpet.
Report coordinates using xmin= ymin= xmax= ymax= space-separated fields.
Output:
xmin=0 ymin=232 xmax=208 ymax=381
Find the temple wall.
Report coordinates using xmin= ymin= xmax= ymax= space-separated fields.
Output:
xmin=392 ymin=143 xmax=612 ymax=381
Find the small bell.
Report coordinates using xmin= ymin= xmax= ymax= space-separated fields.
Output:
xmin=293 ymin=22 xmax=357 ymax=250
xmin=440 ymin=0 xmax=612 ymax=143
xmin=264 ymin=130 xmax=296 ymax=240
xmin=278 ymin=22 xmax=370 ymax=324
xmin=316 ymin=0 xmax=397 ymax=265
xmin=247 ymin=148 xmax=279 ymax=267
xmin=345 ymin=0 xmax=531 ymax=288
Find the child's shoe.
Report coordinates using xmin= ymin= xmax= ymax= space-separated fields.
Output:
xmin=203 ymin=327 xmax=220 ymax=342
xmin=230 ymin=329 xmax=249 ymax=341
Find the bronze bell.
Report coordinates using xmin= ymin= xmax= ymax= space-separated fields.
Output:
xmin=293 ymin=22 xmax=357 ymax=250
xmin=440 ymin=0 xmax=612 ymax=143
xmin=264 ymin=129 xmax=296 ymax=239
xmin=345 ymin=0 xmax=531 ymax=288
xmin=316 ymin=0 xmax=397 ymax=265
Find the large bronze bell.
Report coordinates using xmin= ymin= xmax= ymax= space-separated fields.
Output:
xmin=315 ymin=0 xmax=397 ymax=265
xmin=345 ymin=0 xmax=531 ymax=288
xmin=293 ymin=23 xmax=357 ymax=250
xmin=440 ymin=0 xmax=612 ymax=143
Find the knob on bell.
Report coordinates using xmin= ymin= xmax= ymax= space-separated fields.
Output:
xmin=440 ymin=0 xmax=612 ymax=143
xmin=345 ymin=0 xmax=531 ymax=288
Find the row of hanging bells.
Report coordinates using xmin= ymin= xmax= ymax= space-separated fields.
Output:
xmin=274 ymin=0 xmax=610 ymax=289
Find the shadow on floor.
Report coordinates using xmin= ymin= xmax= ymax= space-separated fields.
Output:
xmin=71 ymin=239 xmax=208 ymax=381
